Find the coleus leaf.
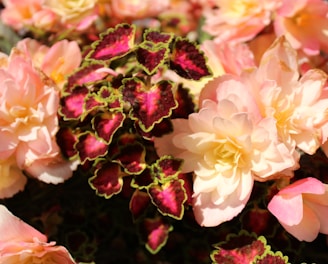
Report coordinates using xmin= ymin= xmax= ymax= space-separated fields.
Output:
xmin=59 ymin=86 xmax=89 ymax=120
xmin=131 ymin=167 xmax=154 ymax=189
xmin=152 ymin=155 xmax=183 ymax=182
xmin=136 ymin=118 xmax=173 ymax=140
xmin=178 ymin=173 xmax=193 ymax=206
xmin=139 ymin=217 xmax=173 ymax=254
xmin=254 ymin=251 xmax=290 ymax=264
xmin=129 ymin=189 xmax=151 ymax=220
xmin=89 ymin=162 xmax=124 ymax=198
xmin=211 ymin=231 xmax=268 ymax=264
xmin=92 ymin=111 xmax=125 ymax=143
xmin=65 ymin=64 xmax=109 ymax=93
xmin=136 ymin=42 xmax=168 ymax=75
xmin=56 ymin=127 xmax=78 ymax=159
xmin=75 ymin=132 xmax=108 ymax=164
xmin=113 ymin=142 xmax=146 ymax=174
xmin=122 ymin=78 xmax=177 ymax=132
xmin=170 ymin=38 xmax=211 ymax=80
xmin=172 ymin=84 xmax=196 ymax=118
xmin=87 ymin=23 xmax=135 ymax=62
xmin=144 ymin=30 xmax=173 ymax=44
xmin=148 ymin=179 xmax=187 ymax=219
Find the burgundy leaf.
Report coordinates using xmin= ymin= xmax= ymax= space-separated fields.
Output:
xmin=59 ymin=86 xmax=89 ymax=120
xmin=211 ymin=232 xmax=267 ymax=264
xmin=84 ymin=95 xmax=106 ymax=119
xmin=113 ymin=142 xmax=146 ymax=174
xmin=129 ymin=189 xmax=151 ymax=220
xmin=170 ymin=38 xmax=211 ymax=80
xmin=92 ymin=111 xmax=125 ymax=143
xmin=144 ymin=30 xmax=173 ymax=44
xmin=66 ymin=64 xmax=108 ymax=93
xmin=148 ymin=179 xmax=187 ymax=219
xmin=131 ymin=167 xmax=154 ymax=189
xmin=76 ymin=132 xmax=108 ymax=163
xmin=139 ymin=217 xmax=173 ymax=254
xmin=122 ymin=78 xmax=177 ymax=132
xmin=136 ymin=118 xmax=173 ymax=139
xmin=56 ymin=127 xmax=78 ymax=159
xmin=153 ymin=156 xmax=183 ymax=182
xmin=172 ymin=84 xmax=196 ymax=118
xmin=89 ymin=162 xmax=123 ymax=198
xmin=178 ymin=173 xmax=193 ymax=206
xmin=136 ymin=43 xmax=168 ymax=75
xmin=88 ymin=23 xmax=135 ymax=62
xmin=255 ymin=252 xmax=289 ymax=264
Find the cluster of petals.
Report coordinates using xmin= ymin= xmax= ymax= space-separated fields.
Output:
xmin=0 ymin=205 xmax=76 ymax=264
xmin=1 ymin=0 xmax=98 ymax=32
xmin=154 ymin=72 xmax=295 ymax=227
xmin=109 ymin=0 xmax=170 ymax=20
xmin=16 ymin=38 xmax=82 ymax=89
xmin=268 ymin=177 xmax=328 ymax=242
xmin=202 ymin=0 xmax=280 ymax=44
xmin=274 ymin=0 xmax=328 ymax=55
xmin=155 ymin=36 xmax=328 ymax=228
xmin=0 ymin=42 xmax=77 ymax=198
xmin=243 ymin=37 xmax=328 ymax=156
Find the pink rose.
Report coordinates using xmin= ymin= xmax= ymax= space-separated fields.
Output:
xmin=268 ymin=177 xmax=328 ymax=241
xmin=274 ymin=0 xmax=328 ymax=55
xmin=0 ymin=205 xmax=76 ymax=263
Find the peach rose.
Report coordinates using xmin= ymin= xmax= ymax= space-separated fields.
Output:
xmin=0 ymin=157 xmax=27 ymax=199
xmin=43 ymin=0 xmax=98 ymax=30
xmin=268 ymin=177 xmax=328 ymax=241
xmin=110 ymin=0 xmax=170 ymax=20
xmin=0 ymin=47 xmax=76 ymax=190
xmin=16 ymin=38 xmax=82 ymax=89
xmin=0 ymin=205 xmax=76 ymax=263
xmin=202 ymin=0 xmax=280 ymax=44
xmin=154 ymin=74 xmax=295 ymax=227
xmin=1 ymin=0 xmax=56 ymax=30
xmin=246 ymin=36 xmax=328 ymax=155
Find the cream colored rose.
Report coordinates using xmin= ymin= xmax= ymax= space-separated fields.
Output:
xmin=43 ymin=0 xmax=97 ymax=22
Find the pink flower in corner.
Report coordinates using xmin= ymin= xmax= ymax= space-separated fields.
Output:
xmin=268 ymin=177 xmax=328 ymax=242
xmin=154 ymin=75 xmax=295 ymax=227
xmin=1 ymin=0 xmax=57 ymax=31
xmin=274 ymin=0 xmax=328 ymax=55
xmin=0 ymin=205 xmax=76 ymax=263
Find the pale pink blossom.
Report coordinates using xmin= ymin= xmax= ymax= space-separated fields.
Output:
xmin=110 ymin=0 xmax=170 ymax=20
xmin=154 ymin=75 xmax=295 ymax=227
xmin=0 ymin=157 xmax=27 ymax=199
xmin=1 ymin=0 xmax=56 ymax=31
xmin=16 ymin=38 xmax=82 ymax=89
xmin=245 ymin=36 xmax=328 ymax=155
xmin=0 ymin=48 xmax=76 ymax=189
xmin=268 ymin=177 xmax=328 ymax=241
xmin=274 ymin=0 xmax=328 ymax=55
xmin=0 ymin=205 xmax=76 ymax=263
xmin=202 ymin=0 xmax=280 ymax=44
